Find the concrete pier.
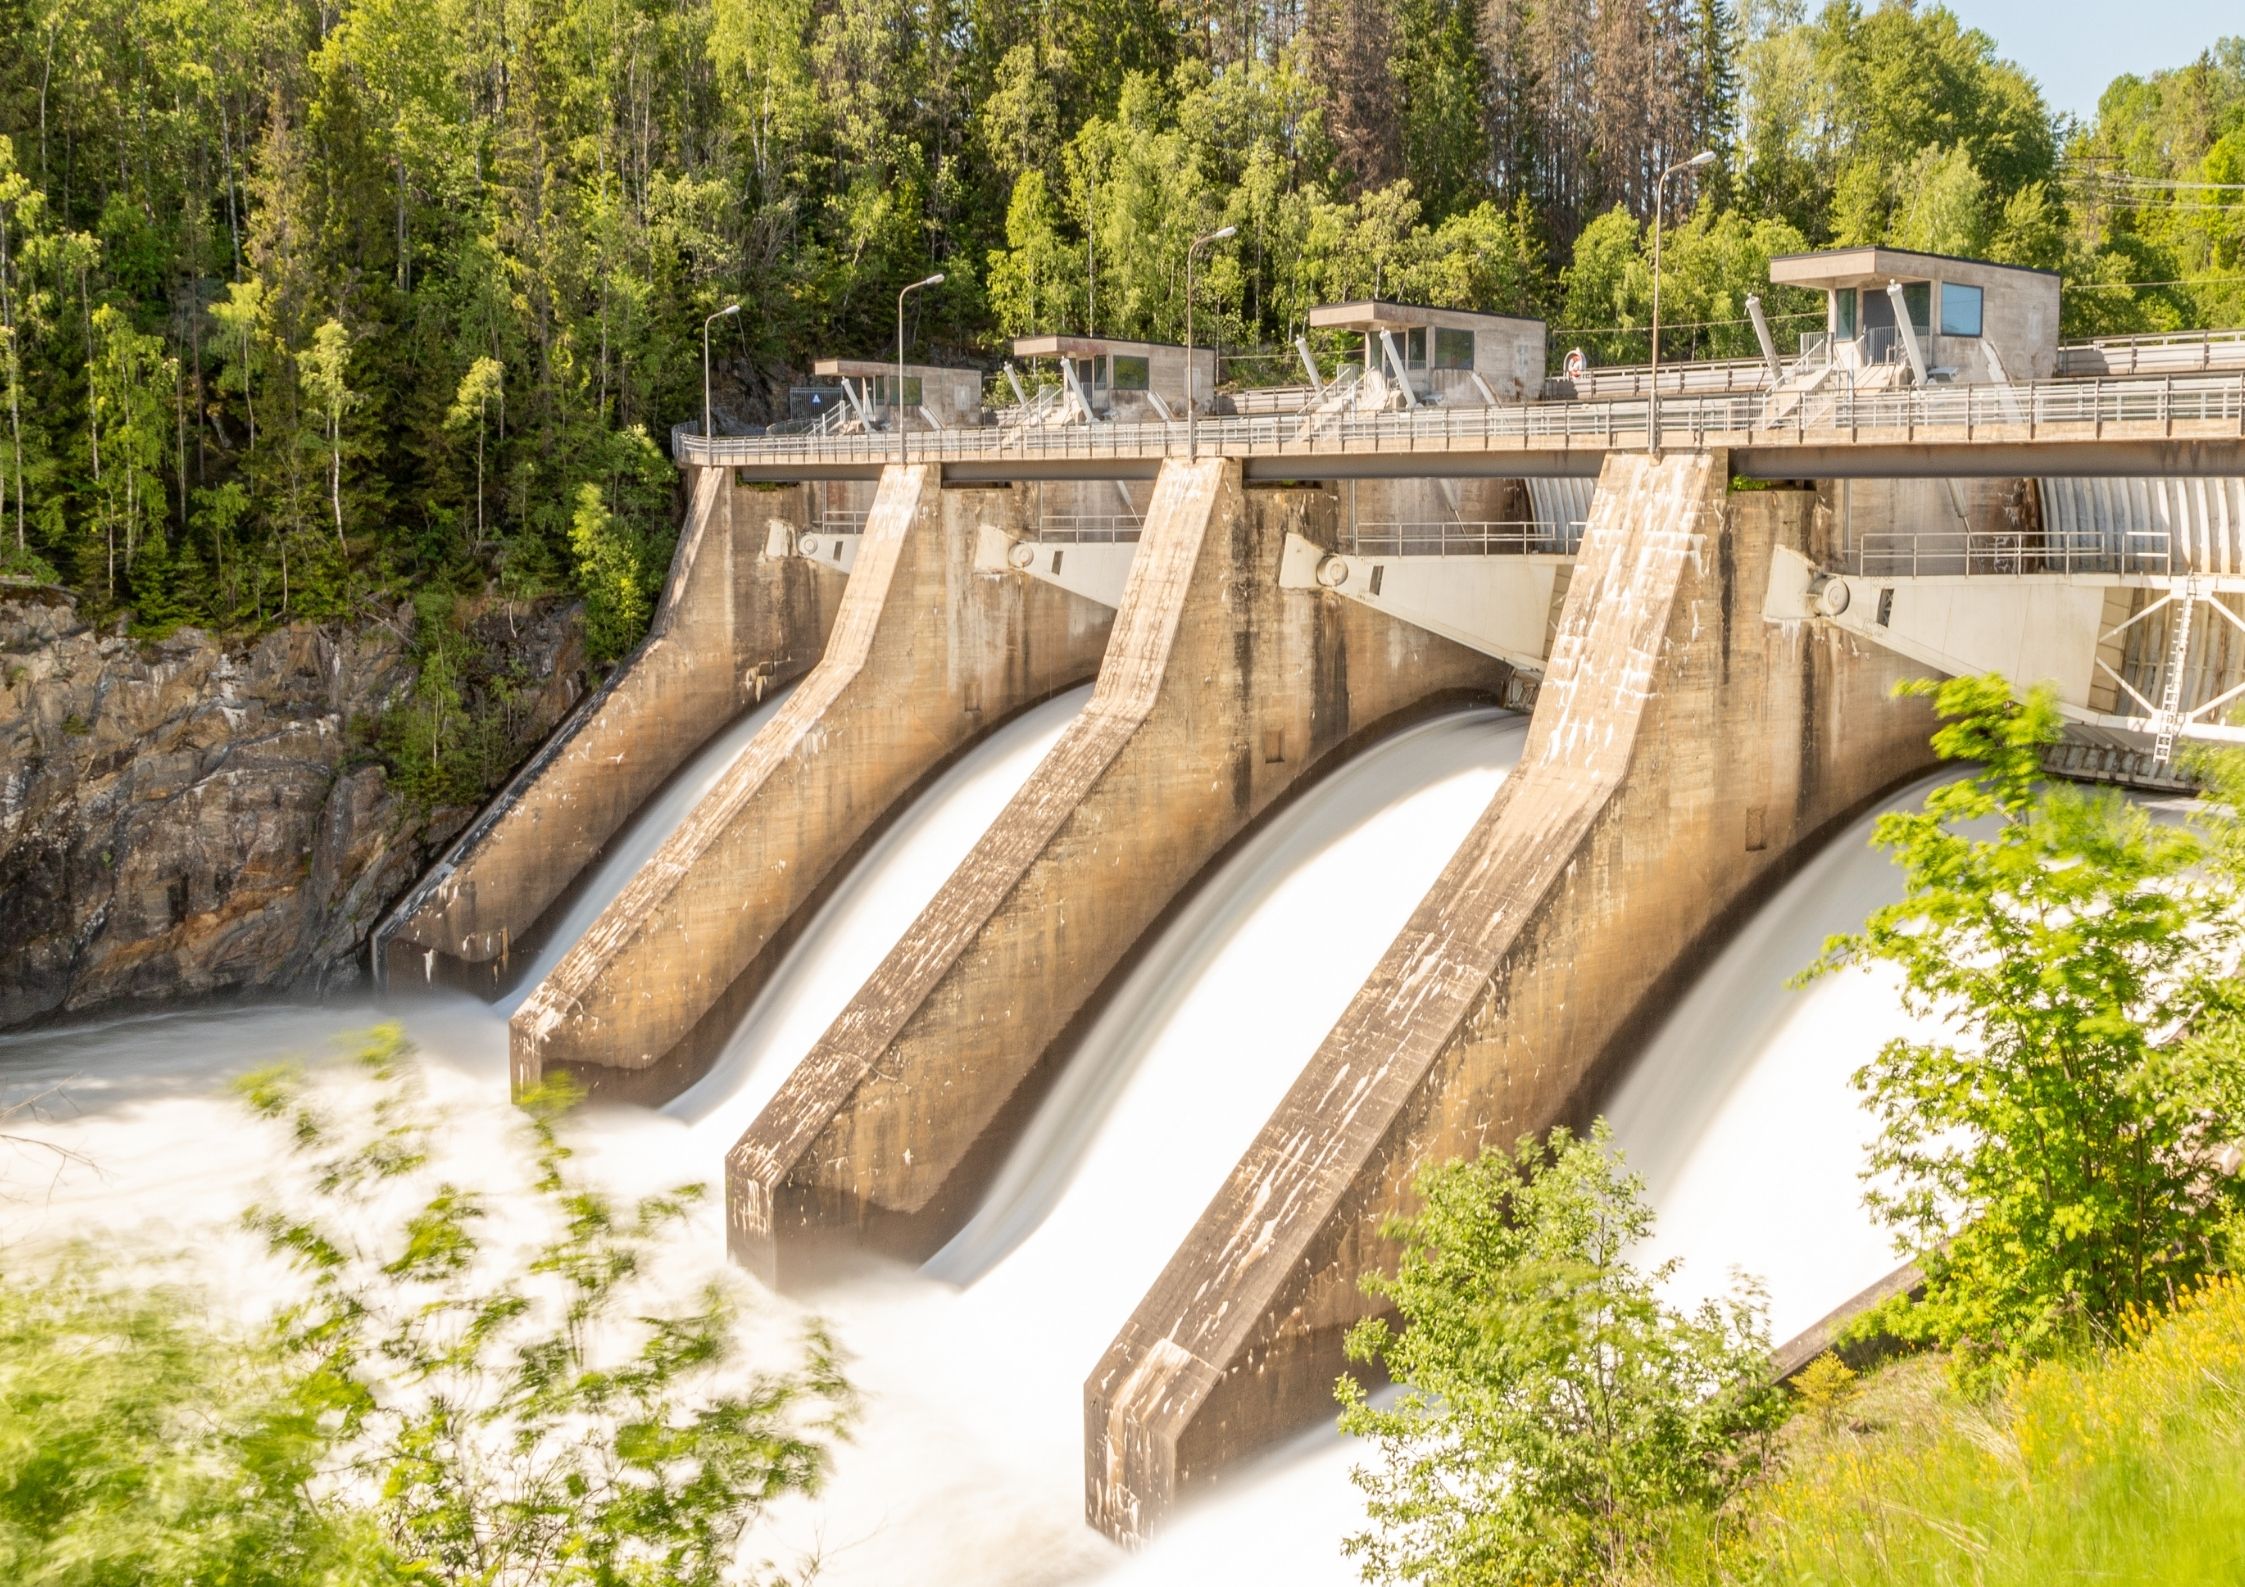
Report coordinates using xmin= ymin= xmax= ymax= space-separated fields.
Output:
xmin=725 ymin=457 xmax=1512 ymax=1283
xmin=507 ymin=464 xmax=1114 ymax=1103
xmin=1081 ymin=451 xmax=1940 ymax=1543
xmin=374 ymin=469 xmax=843 ymax=992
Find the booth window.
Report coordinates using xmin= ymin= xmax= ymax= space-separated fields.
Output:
xmin=1404 ymin=328 xmax=1428 ymax=368
xmin=1111 ymin=354 xmax=1150 ymax=391
xmin=900 ymin=375 xmax=924 ymax=406
xmin=1939 ymin=282 xmax=1984 ymax=337
xmin=1434 ymin=328 xmax=1475 ymax=369
xmin=1834 ymin=289 xmax=1857 ymax=338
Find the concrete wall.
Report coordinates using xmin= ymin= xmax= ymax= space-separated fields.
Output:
xmin=375 ymin=469 xmax=841 ymax=992
xmin=508 ymin=465 xmax=1116 ymax=1103
xmin=1938 ymin=264 xmax=2060 ymax=384
xmin=1082 ymin=450 xmax=1940 ymax=1543
xmin=1342 ymin=476 xmax=1530 ymax=532
xmin=725 ymin=458 xmax=1512 ymax=1284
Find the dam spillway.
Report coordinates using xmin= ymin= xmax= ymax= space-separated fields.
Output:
xmin=366 ymin=420 xmax=2218 ymax=1543
xmin=0 ymin=730 xmax=1941 ymax=1582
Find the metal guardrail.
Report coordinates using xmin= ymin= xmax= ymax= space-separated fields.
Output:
xmin=1341 ymin=520 xmax=1585 ymax=557
xmin=1847 ymin=528 xmax=2174 ymax=578
xmin=2057 ymin=330 xmax=2245 ymax=378
xmin=817 ymin=510 xmax=870 ymax=534
xmin=1543 ymin=359 xmax=1772 ymax=401
xmin=1229 ymin=385 xmax=1317 ymax=416
xmin=674 ymin=373 xmax=2245 ymax=471
xmin=1036 ymin=514 xmax=1143 ymax=542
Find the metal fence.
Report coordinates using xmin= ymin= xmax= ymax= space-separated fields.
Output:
xmin=1341 ymin=520 xmax=1585 ymax=557
xmin=1035 ymin=514 xmax=1143 ymax=543
xmin=1846 ymin=528 xmax=2174 ymax=579
xmin=673 ymin=373 xmax=2245 ymax=470
xmin=2057 ymin=330 xmax=2245 ymax=378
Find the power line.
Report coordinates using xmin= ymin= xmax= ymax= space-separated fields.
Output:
xmin=2062 ymin=274 xmax=2245 ymax=292
xmin=2064 ymin=171 xmax=2245 ymax=194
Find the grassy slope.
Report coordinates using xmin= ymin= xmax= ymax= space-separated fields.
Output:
xmin=1658 ymin=1275 xmax=2245 ymax=1585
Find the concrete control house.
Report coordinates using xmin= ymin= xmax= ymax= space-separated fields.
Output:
xmin=1009 ymin=334 xmax=1218 ymax=422
xmin=1306 ymin=300 xmax=1548 ymax=407
xmin=1769 ymin=246 xmax=2062 ymax=385
xmin=810 ymin=357 xmax=985 ymax=428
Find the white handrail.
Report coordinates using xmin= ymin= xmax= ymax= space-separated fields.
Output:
xmin=672 ymin=373 xmax=2245 ymax=470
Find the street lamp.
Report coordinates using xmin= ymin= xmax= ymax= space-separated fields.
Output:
xmin=1648 ymin=150 xmax=1716 ymax=454
xmin=703 ymin=303 xmax=740 ymax=447
xmin=1185 ymin=226 xmax=1237 ymax=461
xmin=897 ymin=273 xmax=945 ymax=465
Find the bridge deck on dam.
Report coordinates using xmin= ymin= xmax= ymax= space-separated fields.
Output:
xmin=679 ymin=374 xmax=2245 ymax=481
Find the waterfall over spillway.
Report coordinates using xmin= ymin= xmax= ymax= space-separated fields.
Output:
xmin=0 ymin=713 xmax=1952 ymax=1586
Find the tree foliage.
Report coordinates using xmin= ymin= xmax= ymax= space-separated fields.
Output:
xmin=0 ymin=1024 xmax=851 ymax=1587
xmin=1337 ymin=1122 xmax=1784 ymax=1587
xmin=0 ymin=2 xmax=2239 ymax=635
xmin=0 ymin=1265 xmax=398 ymax=1586
xmin=1807 ymin=676 xmax=2245 ymax=1392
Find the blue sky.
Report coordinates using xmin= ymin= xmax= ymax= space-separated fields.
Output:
xmin=1942 ymin=1 xmax=2239 ymax=121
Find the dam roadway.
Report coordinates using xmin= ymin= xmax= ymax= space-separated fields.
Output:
xmin=678 ymin=373 xmax=2245 ymax=481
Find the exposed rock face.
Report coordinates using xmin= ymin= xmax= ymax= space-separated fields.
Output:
xmin=0 ymin=585 xmax=585 ymax=1028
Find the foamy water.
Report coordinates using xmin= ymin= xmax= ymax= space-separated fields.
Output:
xmin=0 ymin=711 xmax=1953 ymax=1586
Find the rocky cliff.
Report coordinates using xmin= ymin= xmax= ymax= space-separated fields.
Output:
xmin=0 ymin=585 xmax=586 ymax=1028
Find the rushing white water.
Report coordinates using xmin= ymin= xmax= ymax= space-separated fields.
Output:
xmin=660 ymin=686 xmax=1087 ymax=1149
xmin=0 ymin=704 xmax=1972 ymax=1587
xmin=728 ymin=707 xmax=1531 ymax=1586
xmin=1600 ymin=772 xmax=1952 ymax=1341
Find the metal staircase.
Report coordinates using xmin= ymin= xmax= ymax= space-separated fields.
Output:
xmin=2153 ymin=576 xmax=2202 ymax=765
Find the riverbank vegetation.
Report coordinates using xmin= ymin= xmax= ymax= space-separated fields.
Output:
xmin=0 ymin=1025 xmax=851 ymax=1586
xmin=1345 ymin=678 xmax=2245 ymax=1585
xmin=1659 ymin=1276 xmax=2245 ymax=1586
xmin=3 ymin=3 xmax=2243 ymax=648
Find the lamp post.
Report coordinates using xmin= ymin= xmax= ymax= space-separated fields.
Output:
xmin=1647 ymin=150 xmax=1716 ymax=454
xmin=1185 ymin=225 xmax=1236 ymax=462
xmin=703 ymin=303 xmax=740 ymax=448
xmin=897 ymin=273 xmax=945 ymax=465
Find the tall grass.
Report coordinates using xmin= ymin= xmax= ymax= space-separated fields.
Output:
xmin=1659 ymin=1275 xmax=2245 ymax=1585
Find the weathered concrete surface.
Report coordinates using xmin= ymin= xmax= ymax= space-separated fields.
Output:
xmin=725 ymin=458 xmax=1511 ymax=1283
xmin=0 ymin=585 xmax=583 ymax=1027
xmin=375 ymin=470 xmax=841 ymax=994
xmin=509 ymin=465 xmax=1114 ymax=1103
xmin=1082 ymin=452 xmax=1940 ymax=1543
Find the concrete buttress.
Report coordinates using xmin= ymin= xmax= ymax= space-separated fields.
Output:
xmin=1082 ymin=452 xmax=1940 ymax=1544
xmin=508 ymin=464 xmax=1114 ymax=1103
xmin=725 ymin=457 xmax=1511 ymax=1283
xmin=375 ymin=469 xmax=842 ymax=992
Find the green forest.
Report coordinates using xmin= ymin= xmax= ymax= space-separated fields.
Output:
xmin=0 ymin=0 xmax=2242 ymax=647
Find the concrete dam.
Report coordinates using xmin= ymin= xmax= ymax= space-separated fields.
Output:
xmin=360 ymin=245 xmax=2245 ymax=1561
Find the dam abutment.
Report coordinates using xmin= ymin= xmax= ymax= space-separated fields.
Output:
xmin=373 ymin=470 xmax=844 ymax=994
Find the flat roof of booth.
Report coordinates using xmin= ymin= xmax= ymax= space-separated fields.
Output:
xmin=1767 ymin=247 xmax=2061 ymax=290
xmin=1010 ymin=335 xmax=1206 ymax=359
xmin=1306 ymin=300 xmax=1544 ymax=332
xmin=813 ymin=358 xmax=978 ymax=379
